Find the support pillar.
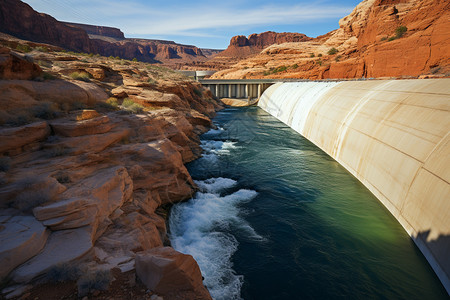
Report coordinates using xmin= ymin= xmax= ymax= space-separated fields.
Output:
xmin=237 ymin=84 xmax=241 ymax=98
xmin=228 ymin=85 xmax=232 ymax=98
xmin=258 ymin=84 xmax=262 ymax=98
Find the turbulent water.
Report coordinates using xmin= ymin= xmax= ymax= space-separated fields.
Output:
xmin=169 ymin=107 xmax=447 ymax=300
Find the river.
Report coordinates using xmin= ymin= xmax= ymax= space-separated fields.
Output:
xmin=169 ymin=107 xmax=447 ymax=300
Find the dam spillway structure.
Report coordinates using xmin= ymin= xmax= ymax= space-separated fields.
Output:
xmin=257 ymin=78 xmax=450 ymax=294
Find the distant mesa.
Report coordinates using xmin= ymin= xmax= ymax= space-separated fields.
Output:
xmin=0 ymin=0 xmax=221 ymax=67
xmin=63 ymin=22 xmax=125 ymax=40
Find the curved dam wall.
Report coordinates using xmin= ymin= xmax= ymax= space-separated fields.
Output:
xmin=258 ymin=79 xmax=450 ymax=293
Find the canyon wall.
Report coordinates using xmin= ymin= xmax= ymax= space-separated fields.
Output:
xmin=258 ymin=79 xmax=450 ymax=293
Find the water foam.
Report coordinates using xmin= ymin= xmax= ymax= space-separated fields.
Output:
xmin=170 ymin=177 xmax=259 ymax=300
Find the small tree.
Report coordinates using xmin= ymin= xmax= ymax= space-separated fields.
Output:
xmin=327 ymin=47 xmax=338 ymax=55
xmin=395 ymin=26 xmax=407 ymax=38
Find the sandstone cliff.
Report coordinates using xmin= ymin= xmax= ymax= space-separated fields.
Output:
xmin=0 ymin=0 xmax=221 ymax=67
xmin=63 ymin=22 xmax=125 ymax=39
xmin=0 ymin=36 xmax=222 ymax=299
xmin=212 ymin=0 xmax=450 ymax=79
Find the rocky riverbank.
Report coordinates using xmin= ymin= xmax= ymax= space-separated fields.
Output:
xmin=0 ymin=37 xmax=222 ymax=299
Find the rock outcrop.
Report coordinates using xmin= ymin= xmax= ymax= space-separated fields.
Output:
xmin=212 ymin=0 xmax=450 ymax=79
xmin=0 ymin=46 xmax=42 ymax=80
xmin=0 ymin=35 xmax=222 ymax=299
xmin=136 ymin=247 xmax=212 ymax=300
xmin=0 ymin=0 xmax=221 ymax=66
xmin=63 ymin=22 xmax=125 ymax=40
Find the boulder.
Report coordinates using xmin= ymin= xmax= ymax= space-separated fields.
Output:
xmin=0 ymin=216 xmax=49 ymax=280
xmin=135 ymin=247 xmax=211 ymax=300
xmin=0 ymin=47 xmax=42 ymax=80
xmin=0 ymin=121 xmax=50 ymax=156
xmin=11 ymin=226 xmax=93 ymax=283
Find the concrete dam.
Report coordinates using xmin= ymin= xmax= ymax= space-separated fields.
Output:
xmin=257 ymin=79 xmax=450 ymax=293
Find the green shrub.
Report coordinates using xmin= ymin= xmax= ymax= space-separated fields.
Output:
xmin=88 ymin=53 xmax=94 ymax=57
xmin=109 ymin=56 xmax=114 ymax=59
xmin=381 ymin=36 xmax=388 ymax=41
xmin=395 ymin=26 xmax=407 ymax=38
xmin=46 ymin=263 xmax=81 ymax=283
xmin=327 ymin=47 xmax=338 ymax=55
xmin=121 ymin=98 xmax=143 ymax=114
xmin=42 ymin=72 xmax=56 ymax=80
xmin=132 ymin=58 xmax=138 ymax=62
xmin=106 ymin=97 xmax=119 ymax=108
xmin=388 ymin=36 xmax=397 ymax=41
xmin=309 ymin=53 xmax=315 ymax=58
xmin=6 ymin=112 xmax=34 ymax=126
xmin=121 ymin=98 xmax=134 ymax=107
xmin=32 ymin=102 xmax=59 ymax=120
xmin=70 ymin=72 xmax=91 ymax=82
xmin=77 ymin=270 xmax=112 ymax=296
xmin=193 ymin=88 xmax=203 ymax=97
xmin=147 ymin=78 xmax=157 ymax=84
xmin=35 ymin=46 xmax=49 ymax=52
xmin=115 ymin=56 xmax=120 ymax=60
xmin=291 ymin=64 xmax=298 ymax=69
xmin=317 ymin=59 xmax=323 ymax=66
xmin=335 ymin=55 xmax=342 ymax=62
xmin=0 ymin=156 xmax=11 ymax=172
xmin=16 ymin=44 xmax=32 ymax=53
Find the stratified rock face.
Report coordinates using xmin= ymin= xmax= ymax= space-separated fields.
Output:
xmin=0 ymin=0 xmax=92 ymax=53
xmin=0 ymin=0 xmax=216 ymax=66
xmin=63 ymin=22 xmax=125 ymax=39
xmin=136 ymin=247 xmax=212 ymax=300
xmin=0 ymin=216 xmax=49 ymax=280
xmin=219 ymin=31 xmax=312 ymax=59
xmin=212 ymin=0 xmax=450 ymax=79
xmin=0 ymin=46 xmax=42 ymax=80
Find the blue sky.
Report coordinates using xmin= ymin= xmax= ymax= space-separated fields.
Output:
xmin=22 ymin=0 xmax=363 ymax=49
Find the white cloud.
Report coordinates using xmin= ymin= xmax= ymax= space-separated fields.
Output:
xmin=24 ymin=0 xmax=353 ymax=38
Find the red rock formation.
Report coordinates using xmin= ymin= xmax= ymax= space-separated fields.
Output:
xmin=0 ymin=0 xmax=220 ymax=66
xmin=0 ymin=0 xmax=93 ymax=53
xmin=218 ymin=31 xmax=311 ymax=59
xmin=213 ymin=0 xmax=450 ymax=79
xmin=63 ymin=22 xmax=125 ymax=39
xmin=0 ymin=46 xmax=42 ymax=80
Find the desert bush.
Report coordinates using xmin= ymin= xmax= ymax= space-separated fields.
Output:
xmin=16 ymin=44 xmax=32 ymax=53
xmin=147 ymin=78 xmax=157 ymax=84
xmin=132 ymin=58 xmax=138 ymax=62
xmin=309 ymin=53 xmax=315 ymax=58
xmin=381 ymin=36 xmax=388 ymax=41
xmin=14 ymin=189 xmax=51 ymax=212
xmin=121 ymin=98 xmax=143 ymax=114
xmin=6 ymin=112 xmax=34 ymax=126
xmin=70 ymin=72 xmax=91 ymax=82
xmin=77 ymin=270 xmax=112 ymax=296
xmin=42 ymin=72 xmax=56 ymax=80
xmin=46 ymin=263 xmax=81 ymax=283
xmin=35 ymin=46 xmax=49 ymax=52
xmin=96 ymin=97 xmax=119 ymax=111
xmin=388 ymin=36 xmax=397 ymax=42
xmin=0 ymin=156 xmax=11 ymax=172
xmin=291 ymin=64 xmax=298 ymax=69
xmin=318 ymin=53 xmax=323 ymax=57
xmin=316 ymin=59 xmax=323 ymax=66
xmin=193 ymin=88 xmax=203 ymax=97
xmin=32 ymin=102 xmax=59 ymax=120
xmin=395 ymin=26 xmax=407 ymax=38
xmin=335 ymin=55 xmax=342 ymax=62
xmin=55 ymin=173 xmax=71 ymax=184
xmin=327 ymin=47 xmax=338 ymax=55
